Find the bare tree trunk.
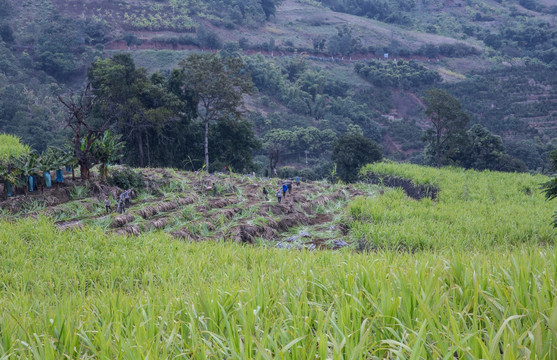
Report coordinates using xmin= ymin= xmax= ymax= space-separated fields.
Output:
xmin=138 ymin=132 xmax=145 ymax=168
xmin=436 ymin=130 xmax=441 ymax=169
xmin=79 ymin=159 xmax=90 ymax=180
xmin=204 ymin=119 xmax=209 ymax=172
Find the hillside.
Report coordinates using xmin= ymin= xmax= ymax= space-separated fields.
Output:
xmin=1 ymin=0 xmax=556 ymax=173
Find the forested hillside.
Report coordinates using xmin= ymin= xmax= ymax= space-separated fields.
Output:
xmin=1 ymin=0 xmax=556 ymax=174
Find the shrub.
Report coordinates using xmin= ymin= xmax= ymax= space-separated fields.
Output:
xmin=70 ymin=184 xmax=90 ymax=200
xmin=108 ymin=166 xmax=144 ymax=189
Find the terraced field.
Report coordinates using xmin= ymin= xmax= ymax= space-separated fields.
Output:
xmin=28 ymin=168 xmax=378 ymax=250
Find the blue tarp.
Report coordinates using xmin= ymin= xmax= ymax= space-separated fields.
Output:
xmin=44 ymin=172 xmax=52 ymax=188
xmin=56 ymin=169 xmax=63 ymax=183
xmin=6 ymin=182 xmax=12 ymax=197
xmin=28 ymin=176 xmax=35 ymax=192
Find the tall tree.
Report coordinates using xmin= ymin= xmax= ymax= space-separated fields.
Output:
xmin=209 ymin=118 xmax=261 ymax=172
xmin=331 ymin=133 xmax=382 ymax=183
xmin=88 ymin=54 xmax=182 ymax=167
xmin=58 ymin=83 xmax=109 ymax=180
xmin=261 ymin=0 xmax=282 ymax=20
xmin=423 ymin=89 xmax=469 ymax=168
xmin=179 ymin=53 xmax=254 ymax=172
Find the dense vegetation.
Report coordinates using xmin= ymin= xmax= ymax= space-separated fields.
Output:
xmin=354 ymin=60 xmax=441 ymax=89
xmin=1 ymin=0 xmax=556 ymax=176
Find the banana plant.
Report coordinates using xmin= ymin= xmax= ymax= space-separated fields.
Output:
xmin=91 ymin=131 xmax=125 ymax=182
xmin=0 ymin=165 xmax=22 ymax=198
xmin=13 ymin=152 xmax=39 ymax=193
xmin=48 ymin=146 xmax=77 ymax=184
xmin=37 ymin=148 xmax=59 ymax=189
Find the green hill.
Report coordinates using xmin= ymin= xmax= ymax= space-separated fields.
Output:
xmin=1 ymin=0 xmax=556 ymax=172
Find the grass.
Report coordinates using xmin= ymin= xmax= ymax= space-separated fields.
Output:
xmin=1 ymin=164 xmax=556 ymax=358
xmin=0 ymin=218 xmax=557 ymax=358
xmin=350 ymin=162 xmax=555 ymax=251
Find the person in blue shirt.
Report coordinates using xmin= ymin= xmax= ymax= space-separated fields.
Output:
xmin=282 ymin=183 xmax=288 ymax=197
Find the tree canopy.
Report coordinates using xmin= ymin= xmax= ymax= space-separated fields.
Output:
xmin=423 ymin=89 xmax=469 ymax=168
xmin=331 ymin=133 xmax=382 ymax=183
xmin=179 ymin=53 xmax=254 ymax=172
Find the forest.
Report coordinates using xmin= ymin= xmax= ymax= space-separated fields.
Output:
xmin=0 ymin=0 xmax=556 ymax=176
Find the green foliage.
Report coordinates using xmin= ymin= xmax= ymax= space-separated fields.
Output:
xmin=91 ymin=131 xmax=125 ymax=182
xmin=331 ymin=133 xmax=382 ymax=182
xmin=108 ymin=166 xmax=144 ymax=189
xmin=36 ymin=16 xmax=89 ymax=80
xmin=355 ymin=59 xmax=441 ymax=89
xmin=422 ymin=89 xmax=469 ymax=168
xmin=209 ymin=118 xmax=261 ymax=172
xmin=356 ymin=162 xmax=554 ymax=250
xmin=442 ymin=65 xmax=557 ymax=171
xmin=69 ymin=184 xmax=90 ymax=200
xmin=479 ymin=21 xmax=557 ymax=64
xmin=262 ymin=126 xmax=337 ymax=163
xmin=317 ymin=0 xmax=415 ymax=25
xmin=2 ymin=217 xmax=557 ymax=357
xmin=88 ymin=54 xmax=184 ymax=168
xmin=448 ymin=124 xmax=526 ymax=172
xmin=196 ymin=26 xmax=222 ymax=49
xmin=0 ymin=134 xmax=30 ymax=164
xmin=541 ymin=150 xmax=557 ymax=226
xmin=326 ymin=25 xmax=361 ymax=56
xmin=180 ymin=53 xmax=254 ymax=171
xmin=0 ymin=23 xmax=14 ymax=43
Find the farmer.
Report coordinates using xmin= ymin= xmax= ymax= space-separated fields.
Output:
xmin=212 ymin=183 xmax=217 ymax=196
xmin=104 ymin=195 xmax=112 ymax=214
xmin=262 ymin=186 xmax=269 ymax=200
xmin=282 ymin=183 xmax=288 ymax=198
xmin=296 ymin=176 xmax=300 ymax=186
xmin=276 ymin=188 xmax=282 ymax=203
xmin=124 ymin=188 xmax=133 ymax=208
xmin=287 ymin=181 xmax=292 ymax=194
xmin=117 ymin=192 xmax=126 ymax=214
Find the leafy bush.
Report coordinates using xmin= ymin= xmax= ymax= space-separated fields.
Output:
xmin=108 ymin=166 xmax=144 ymax=189
xmin=277 ymin=166 xmax=297 ymax=179
xmin=354 ymin=60 xmax=441 ymax=89
xmin=70 ymin=184 xmax=90 ymax=200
